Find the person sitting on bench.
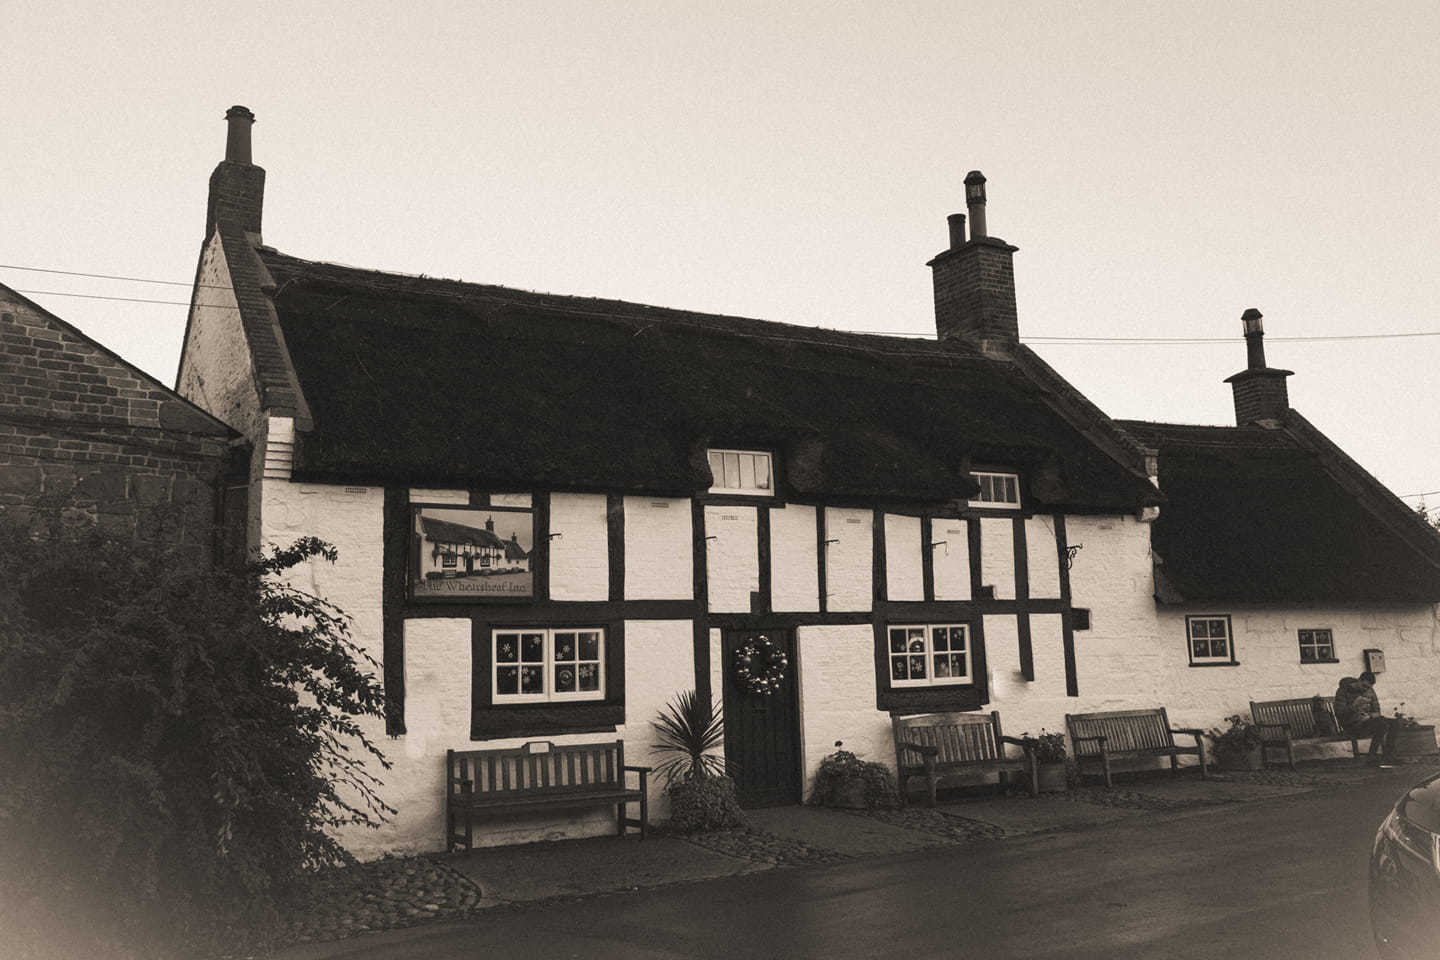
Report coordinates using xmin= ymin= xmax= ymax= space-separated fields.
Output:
xmin=1334 ymin=671 xmax=1399 ymax=767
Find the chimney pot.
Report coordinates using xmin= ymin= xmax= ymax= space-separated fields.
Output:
xmin=946 ymin=213 xmax=967 ymax=250
xmin=224 ymin=105 xmax=255 ymax=164
xmin=964 ymin=170 xmax=988 ymax=239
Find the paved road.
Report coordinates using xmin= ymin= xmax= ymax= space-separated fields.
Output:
xmin=289 ymin=774 xmax=1415 ymax=959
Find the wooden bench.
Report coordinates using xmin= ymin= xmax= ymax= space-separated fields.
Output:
xmin=1065 ymin=708 xmax=1209 ymax=787
xmin=1249 ymin=696 xmax=1365 ymax=770
xmin=446 ymin=740 xmax=649 ymax=852
xmin=891 ymin=711 xmax=1037 ymax=806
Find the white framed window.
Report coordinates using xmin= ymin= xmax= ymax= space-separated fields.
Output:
xmin=887 ymin=623 xmax=973 ymax=687
xmin=492 ymin=627 xmax=605 ymax=703
xmin=1298 ymin=628 xmax=1336 ymax=664
xmin=1186 ymin=615 xmax=1235 ymax=665
xmin=969 ymin=471 xmax=1020 ymax=509
xmin=707 ymin=448 xmax=773 ymax=495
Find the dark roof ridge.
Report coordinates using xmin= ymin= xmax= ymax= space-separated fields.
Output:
xmin=1114 ymin=419 xmax=1295 ymax=449
xmin=1281 ymin=410 xmax=1440 ymax=571
xmin=257 ymin=246 xmax=985 ymax=362
xmin=1010 ymin=347 xmax=1161 ymax=500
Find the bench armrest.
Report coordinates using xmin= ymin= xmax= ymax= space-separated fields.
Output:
xmin=1000 ymin=735 xmax=1031 ymax=747
xmin=1171 ymin=727 xmax=1205 ymax=744
xmin=623 ymin=765 xmax=653 ymax=773
xmin=896 ymin=740 xmax=940 ymax=758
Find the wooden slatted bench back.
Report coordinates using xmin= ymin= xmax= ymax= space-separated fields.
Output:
xmin=1065 ymin=708 xmax=1175 ymax=757
xmin=892 ymin=711 xmax=1006 ymax=769
xmin=448 ymin=740 xmax=624 ymax=802
xmin=1249 ymin=697 xmax=1334 ymax=739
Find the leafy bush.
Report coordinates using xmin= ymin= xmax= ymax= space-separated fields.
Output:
xmin=1024 ymin=730 xmax=1068 ymax=763
xmin=1206 ymin=714 xmax=1263 ymax=757
xmin=666 ymin=775 xmax=746 ymax=832
xmin=811 ymin=741 xmax=897 ymax=809
xmin=0 ymin=528 xmax=392 ymax=958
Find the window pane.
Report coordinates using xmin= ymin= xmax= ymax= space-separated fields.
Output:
xmin=908 ymin=627 xmax=925 ymax=652
xmin=1004 ymin=476 xmax=1018 ymax=502
xmin=497 ymin=667 xmax=519 ymax=694
xmin=555 ymin=632 xmax=576 ymax=661
xmin=892 ymin=657 xmax=908 ymax=680
xmin=890 ymin=629 xmax=907 ymax=653
xmin=555 ymin=665 xmax=576 ymax=693
xmin=579 ymin=632 xmax=600 ymax=660
xmin=1318 ymin=645 xmax=1333 ymax=660
xmin=708 ymin=450 xmax=724 ymax=486
xmin=521 ymin=634 xmax=544 ymax=662
xmin=1300 ymin=647 xmax=1315 ymax=663
xmin=739 ymin=454 xmax=756 ymax=490
xmin=578 ymin=663 xmax=600 ymax=691
xmin=496 ymin=634 xmax=519 ymax=663
xmin=1193 ymin=637 xmax=1210 ymax=658
xmin=1191 ymin=620 xmax=1208 ymax=639
xmin=932 ymin=627 xmax=949 ymax=652
xmin=934 ymin=655 xmax=951 ymax=678
xmin=909 ymin=655 xmax=927 ymax=679
xmin=950 ymin=627 xmax=967 ymax=651
xmin=950 ymin=654 xmax=968 ymax=678
xmin=1211 ymin=636 xmax=1228 ymax=657
xmin=754 ymin=455 xmax=770 ymax=489
xmin=980 ymin=476 xmax=995 ymax=501
xmin=724 ymin=452 xmax=740 ymax=488
xmin=521 ymin=665 xmax=544 ymax=694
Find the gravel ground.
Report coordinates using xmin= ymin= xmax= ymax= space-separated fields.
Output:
xmin=853 ymin=806 xmax=1008 ymax=842
xmin=676 ymin=826 xmax=850 ymax=866
xmin=275 ymin=856 xmax=484 ymax=946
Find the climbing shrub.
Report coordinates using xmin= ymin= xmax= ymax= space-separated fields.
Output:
xmin=0 ymin=529 xmax=392 ymax=958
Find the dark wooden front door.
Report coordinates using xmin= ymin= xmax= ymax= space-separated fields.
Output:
xmin=722 ymin=629 xmax=802 ymax=807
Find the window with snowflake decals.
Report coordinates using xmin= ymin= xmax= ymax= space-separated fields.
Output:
xmin=492 ymin=627 xmax=605 ymax=703
xmin=887 ymin=624 xmax=972 ymax=688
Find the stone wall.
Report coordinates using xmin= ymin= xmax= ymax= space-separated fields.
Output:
xmin=0 ymin=292 xmax=237 ymax=550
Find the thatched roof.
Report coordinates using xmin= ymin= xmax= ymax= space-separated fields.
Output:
xmin=258 ymin=249 xmax=1158 ymax=511
xmin=1118 ymin=418 xmax=1440 ymax=603
xmin=419 ymin=515 xmax=504 ymax=549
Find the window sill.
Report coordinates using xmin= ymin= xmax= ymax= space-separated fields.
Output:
xmin=1300 ymin=658 xmax=1341 ymax=665
xmin=1188 ymin=661 xmax=1240 ymax=668
xmin=878 ymin=684 xmax=984 ymax=713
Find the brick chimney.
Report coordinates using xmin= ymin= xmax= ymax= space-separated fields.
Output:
xmin=928 ymin=170 xmax=1020 ymax=354
xmin=205 ymin=105 xmax=265 ymax=239
xmin=1223 ymin=308 xmax=1293 ymax=426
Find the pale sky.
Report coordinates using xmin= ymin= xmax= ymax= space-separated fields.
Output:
xmin=4 ymin=1 xmax=1438 ymax=504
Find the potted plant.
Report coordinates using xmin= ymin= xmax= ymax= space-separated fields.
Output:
xmin=811 ymin=741 xmax=897 ymax=809
xmin=1206 ymin=714 xmax=1265 ymax=770
xmin=1025 ymin=730 xmax=1070 ymax=793
xmin=1391 ymin=705 xmax=1437 ymax=757
xmin=651 ymin=690 xmax=745 ymax=832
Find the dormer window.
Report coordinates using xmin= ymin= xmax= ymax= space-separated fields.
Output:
xmin=969 ymin=471 xmax=1020 ymax=509
xmin=707 ymin=449 xmax=773 ymax=495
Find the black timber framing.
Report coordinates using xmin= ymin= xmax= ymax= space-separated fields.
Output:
xmin=1056 ymin=513 xmax=1079 ymax=696
xmin=1013 ymin=516 xmax=1034 ymax=681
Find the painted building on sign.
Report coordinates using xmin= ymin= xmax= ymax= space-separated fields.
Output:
xmin=176 ymin=107 xmax=1440 ymax=857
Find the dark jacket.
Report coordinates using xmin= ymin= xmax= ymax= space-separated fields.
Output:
xmin=1334 ymin=676 xmax=1381 ymax=730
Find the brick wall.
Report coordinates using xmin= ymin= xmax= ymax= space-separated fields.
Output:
xmin=1228 ymin=369 xmax=1290 ymax=425
xmin=0 ymin=292 xmax=240 ymax=552
xmin=930 ymin=237 xmax=1020 ymax=345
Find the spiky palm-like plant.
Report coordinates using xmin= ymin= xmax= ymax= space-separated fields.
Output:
xmin=651 ymin=690 xmax=726 ymax=786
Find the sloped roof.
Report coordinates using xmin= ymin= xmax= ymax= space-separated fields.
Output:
xmin=1117 ymin=417 xmax=1440 ymax=603
xmin=255 ymin=248 xmax=1159 ymax=510
xmin=419 ymin=515 xmax=505 ymax=549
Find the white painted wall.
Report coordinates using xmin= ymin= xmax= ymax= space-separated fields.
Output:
xmin=884 ymin=514 xmax=923 ymax=602
xmin=176 ymin=232 xmax=264 ymax=443
xmin=705 ymin=505 xmax=758 ymax=613
xmin=932 ymin=517 xmax=971 ymax=601
xmin=548 ymin=493 xmax=608 ymax=601
xmin=409 ymin=488 xmax=468 ymax=505
xmin=824 ymin=507 xmax=872 ymax=611
xmin=621 ymin=619 xmax=698 ymax=820
xmin=980 ymin=517 xmax=1015 ymax=599
xmin=1025 ymin=516 xmax=1062 ymax=599
xmin=770 ymin=503 xmax=819 ymax=612
xmin=624 ymin=497 xmax=692 ymax=600
xmin=796 ymin=624 xmax=891 ymax=798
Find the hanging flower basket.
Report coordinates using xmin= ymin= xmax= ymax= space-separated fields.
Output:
xmin=734 ymin=635 xmax=788 ymax=696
